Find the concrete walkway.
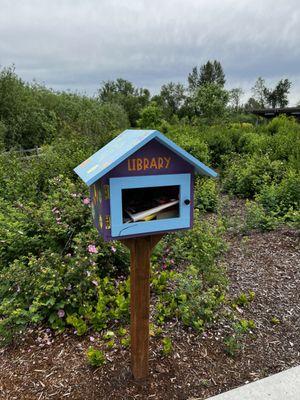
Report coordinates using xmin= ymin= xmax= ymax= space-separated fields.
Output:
xmin=206 ymin=366 xmax=300 ymax=400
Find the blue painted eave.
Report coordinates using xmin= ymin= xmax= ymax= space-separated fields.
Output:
xmin=74 ymin=129 xmax=218 ymax=185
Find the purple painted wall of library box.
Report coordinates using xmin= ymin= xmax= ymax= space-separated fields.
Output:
xmin=74 ymin=130 xmax=217 ymax=241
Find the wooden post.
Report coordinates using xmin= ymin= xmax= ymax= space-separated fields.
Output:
xmin=122 ymin=234 xmax=163 ymax=380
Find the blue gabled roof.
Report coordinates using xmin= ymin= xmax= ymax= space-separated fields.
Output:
xmin=74 ymin=129 xmax=217 ymax=185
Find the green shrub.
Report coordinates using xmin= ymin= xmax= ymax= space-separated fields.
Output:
xmin=233 ymin=319 xmax=256 ymax=334
xmin=245 ymin=200 xmax=279 ymax=231
xmin=66 ymin=315 xmax=88 ymax=335
xmin=154 ymin=214 xmax=227 ymax=331
xmin=161 ymin=337 xmax=172 ymax=356
xmin=137 ymin=102 xmax=163 ymax=128
xmin=194 ymin=177 xmax=219 ymax=212
xmin=167 ymin=125 xmax=210 ymax=164
xmin=0 ymin=67 xmax=129 ymax=150
xmin=244 ymin=169 xmax=300 ymax=231
xmin=232 ymin=291 xmax=255 ymax=308
xmin=223 ymin=155 xmax=286 ymax=198
xmin=224 ymin=335 xmax=241 ymax=357
xmin=271 ymin=317 xmax=280 ymax=325
xmin=86 ymin=346 xmax=106 ymax=367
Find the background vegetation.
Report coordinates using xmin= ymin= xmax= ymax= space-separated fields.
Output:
xmin=0 ymin=62 xmax=299 ymax=349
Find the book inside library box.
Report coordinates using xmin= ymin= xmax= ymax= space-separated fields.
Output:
xmin=122 ymin=185 xmax=180 ymax=223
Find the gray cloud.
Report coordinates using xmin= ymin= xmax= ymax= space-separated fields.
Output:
xmin=0 ymin=0 xmax=299 ymax=103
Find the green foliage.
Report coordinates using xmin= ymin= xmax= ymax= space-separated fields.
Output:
xmin=66 ymin=315 xmax=88 ymax=336
xmin=0 ymin=66 xmax=299 ymax=347
xmin=103 ymin=330 xmax=115 ymax=340
xmin=158 ymin=82 xmax=186 ymax=118
xmin=0 ymin=66 xmax=129 ymax=150
xmin=264 ymin=79 xmax=292 ymax=108
xmin=118 ymin=327 xmax=127 ymax=337
xmin=137 ymin=102 xmax=163 ymax=128
xmin=98 ymin=78 xmax=149 ymax=126
xmin=223 ymin=154 xmax=286 ymax=198
xmin=193 ymin=83 xmax=229 ymax=120
xmin=167 ymin=125 xmax=210 ymax=164
xmin=245 ymin=201 xmax=279 ymax=231
xmin=151 ymin=270 xmax=175 ymax=294
xmin=161 ymin=337 xmax=172 ymax=356
xmin=194 ymin=177 xmax=219 ymax=212
xmin=154 ymin=214 xmax=227 ymax=331
xmin=188 ymin=60 xmax=225 ymax=92
xmin=256 ymin=171 xmax=300 ymax=215
xmin=232 ymin=291 xmax=255 ymax=308
xmin=233 ymin=319 xmax=256 ymax=334
xmin=224 ymin=335 xmax=241 ymax=357
xmin=271 ymin=317 xmax=280 ymax=325
xmin=244 ymin=169 xmax=300 ymax=231
xmin=0 ymin=121 xmax=6 ymax=151
xmin=120 ymin=336 xmax=130 ymax=348
xmin=86 ymin=346 xmax=106 ymax=367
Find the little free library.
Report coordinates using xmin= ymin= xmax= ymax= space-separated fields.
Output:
xmin=74 ymin=129 xmax=217 ymax=380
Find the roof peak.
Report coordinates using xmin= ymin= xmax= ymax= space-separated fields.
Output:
xmin=74 ymin=129 xmax=217 ymax=185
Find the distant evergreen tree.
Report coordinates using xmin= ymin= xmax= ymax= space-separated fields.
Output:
xmin=188 ymin=60 xmax=225 ymax=92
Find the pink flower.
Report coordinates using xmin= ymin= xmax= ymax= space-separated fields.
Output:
xmin=162 ymin=263 xmax=167 ymax=270
xmin=170 ymin=259 xmax=175 ymax=265
xmin=57 ymin=309 xmax=65 ymax=318
xmin=92 ymin=280 xmax=99 ymax=287
xmin=89 ymin=336 xmax=95 ymax=342
xmin=83 ymin=197 xmax=90 ymax=205
xmin=88 ymin=244 xmax=98 ymax=254
xmin=111 ymin=246 xmax=116 ymax=253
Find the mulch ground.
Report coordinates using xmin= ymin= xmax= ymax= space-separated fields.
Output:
xmin=1 ymin=224 xmax=299 ymax=399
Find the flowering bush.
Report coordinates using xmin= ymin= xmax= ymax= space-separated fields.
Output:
xmin=0 ymin=112 xmax=298 ymax=346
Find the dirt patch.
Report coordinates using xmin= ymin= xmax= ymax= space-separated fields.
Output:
xmin=0 ymin=227 xmax=299 ymax=400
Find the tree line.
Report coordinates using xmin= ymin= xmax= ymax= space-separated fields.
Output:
xmin=0 ymin=62 xmax=295 ymax=150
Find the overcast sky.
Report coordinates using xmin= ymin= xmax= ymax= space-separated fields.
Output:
xmin=1 ymin=0 xmax=299 ymax=104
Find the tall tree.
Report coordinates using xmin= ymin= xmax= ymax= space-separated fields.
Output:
xmin=263 ymin=79 xmax=291 ymax=108
xmin=251 ymin=77 xmax=292 ymax=109
xmin=188 ymin=60 xmax=225 ymax=92
xmin=193 ymin=83 xmax=229 ymax=120
xmin=159 ymin=82 xmax=186 ymax=117
xmin=244 ymin=97 xmax=260 ymax=111
xmin=251 ymin=77 xmax=267 ymax=108
xmin=229 ymin=88 xmax=244 ymax=111
xmin=98 ymin=78 xmax=150 ymax=126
